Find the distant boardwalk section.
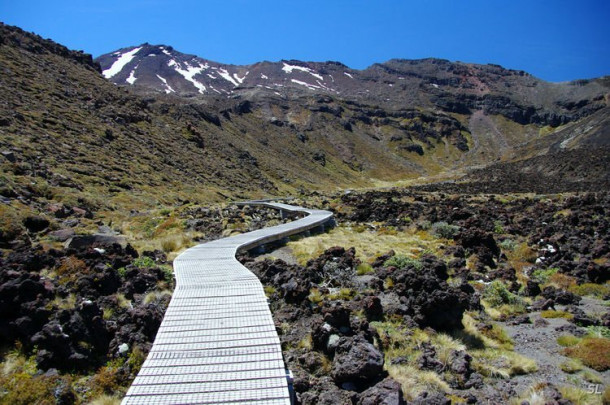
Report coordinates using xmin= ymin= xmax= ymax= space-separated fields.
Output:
xmin=122 ymin=201 xmax=333 ymax=405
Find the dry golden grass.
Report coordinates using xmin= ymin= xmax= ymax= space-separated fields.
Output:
xmin=563 ymin=338 xmax=610 ymax=371
xmin=559 ymin=385 xmax=604 ymax=405
xmin=512 ymin=383 xmax=603 ymax=405
xmin=287 ymin=225 xmax=444 ymax=266
xmin=386 ymin=364 xmax=450 ymax=400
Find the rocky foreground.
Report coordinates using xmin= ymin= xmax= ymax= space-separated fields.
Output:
xmin=241 ymin=190 xmax=610 ymax=404
xmin=0 ymin=204 xmax=293 ymax=403
xmin=0 ymin=191 xmax=609 ymax=404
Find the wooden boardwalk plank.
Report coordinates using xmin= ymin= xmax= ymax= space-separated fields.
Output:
xmin=122 ymin=202 xmax=333 ymax=405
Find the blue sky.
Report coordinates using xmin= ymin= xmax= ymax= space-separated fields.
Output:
xmin=1 ymin=0 xmax=608 ymax=82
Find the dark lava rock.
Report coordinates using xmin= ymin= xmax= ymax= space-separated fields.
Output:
xmin=322 ymin=301 xmax=351 ymax=329
xmin=31 ymin=321 xmax=78 ymax=370
xmin=456 ymin=228 xmax=500 ymax=268
xmin=49 ymin=228 xmax=75 ymax=242
xmin=281 ymin=277 xmax=310 ymax=304
xmin=418 ymin=342 xmax=443 ymax=373
xmin=357 ymin=377 xmax=405 ymax=405
xmin=389 ymin=256 xmax=480 ymax=330
xmin=67 ymin=234 xmax=127 ymax=249
xmin=523 ymin=280 xmax=541 ymax=297
xmin=447 ymin=350 xmax=483 ymax=389
xmin=507 ymin=314 xmax=531 ymax=325
xmin=362 ymin=295 xmax=383 ymax=321
xmin=410 ymin=391 xmax=450 ymax=405
xmin=541 ymin=286 xmax=581 ymax=305
xmin=531 ymin=298 xmax=556 ymax=311
xmin=331 ymin=336 xmax=384 ymax=385
xmin=298 ymin=376 xmax=356 ymax=405
xmin=23 ymin=216 xmax=50 ymax=233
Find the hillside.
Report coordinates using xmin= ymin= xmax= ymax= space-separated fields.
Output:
xmin=97 ymin=42 xmax=610 ymax=171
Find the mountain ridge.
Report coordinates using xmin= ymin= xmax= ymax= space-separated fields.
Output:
xmin=95 ymin=43 xmax=608 ymax=130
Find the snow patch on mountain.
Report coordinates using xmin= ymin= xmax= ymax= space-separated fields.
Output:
xmin=156 ymin=75 xmax=175 ymax=94
xmin=282 ymin=63 xmax=324 ymax=81
xmin=102 ymin=47 xmax=142 ymax=79
xmin=234 ymin=72 xmax=248 ymax=84
xmin=217 ymin=68 xmax=239 ymax=87
xmin=344 ymin=72 xmax=354 ymax=79
xmin=291 ymin=79 xmax=321 ymax=90
xmin=170 ymin=60 xmax=208 ymax=94
xmin=126 ymin=68 xmax=138 ymax=84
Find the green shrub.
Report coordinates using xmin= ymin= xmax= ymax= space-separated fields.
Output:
xmin=569 ymin=283 xmax=610 ymax=298
xmin=418 ymin=220 xmax=431 ymax=231
xmin=531 ymin=268 xmax=559 ymax=284
xmin=559 ymin=359 xmax=583 ymax=373
xmin=498 ymin=239 xmax=516 ymax=252
xmin=132 ymin=256 xmax=155 ymax=268
xmin=431 ymin=221 xmax=460 ymax=239
xmin=493 ymin=221 xmax=505 ymax=234
xmin=356 ymin=263 xmax=374 ymax=275
xmin=585 ymin=326 xmax=610 ymax=339
xmin=483 ymin=280 xmax=519 ymax=307
xmin=384 ymin=255 xmax=422 ymax=270
xmin=159 ymin=265 xmax=174 ymax=283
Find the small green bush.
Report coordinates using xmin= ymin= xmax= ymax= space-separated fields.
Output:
xmin=493 ymin=221 xmax=505 ymax=234
xmin=159 ymin=265 xmax=174 ymax=283
xmin=418 ymin=220 xmax=432 ymax=231
xmin=132 ymin=256 xmax=155 ymax=268
xmin=531 ymin=268 xmax=559 ymax=284
xmin=431 ymin=221 xmax=460 ymax=239
xmin=498 ymin=239 xmax=516 ymax=252
xmin=384 ymin=255 xmax=422 ymax=270
xmin=569 ymin=283 xmax=610 ymax=298
xmin=356 ymin=263 xmax=374 ymax=275
xmin=560 ymin=359 xmax=583 ymax=373
xmin=585 ymin=326 xmax=610 ymax=339
xmin=483 ymin=280 xmax=519 ymax=307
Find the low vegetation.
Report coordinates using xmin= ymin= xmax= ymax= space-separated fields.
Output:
xmin=563 ymin=338 xmax=610 ymax=371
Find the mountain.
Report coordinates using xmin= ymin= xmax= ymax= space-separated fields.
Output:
xmin=96 ymin=43 xmax=610 ymax=167
xmin=97 ymin=43 xmax=607 ymax=125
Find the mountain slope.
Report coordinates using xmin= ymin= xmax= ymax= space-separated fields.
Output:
xmin=0 ymin=23 xmax=477 ymax=220
xmin=95 ymin=43 xmax=609 ymax=171
xmin=97 ymin=44 xmax=607 ymax=126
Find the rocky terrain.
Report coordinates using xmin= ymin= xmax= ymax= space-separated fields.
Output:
xmin=241 ymin=190 xmax=610 ymax=404
xmin=0 ymin=202 xmax=296 ymax=403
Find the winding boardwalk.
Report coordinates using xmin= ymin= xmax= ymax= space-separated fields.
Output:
xmin=122 ymin=202 xmax=333 ymax=405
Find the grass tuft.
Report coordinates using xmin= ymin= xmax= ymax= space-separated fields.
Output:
xmin=563 ymin=337 xmax=610 ymax=371
xmin=559 ymin=359 xmax=583 ymax=374
xmin=540 ymin=310 xmax=573 ymax=319
xmin=557 ymin=334 xmax=581 ymax=347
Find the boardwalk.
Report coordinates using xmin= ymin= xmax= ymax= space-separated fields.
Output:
xmin=122 ymin=202 xmax=333 ymax=405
